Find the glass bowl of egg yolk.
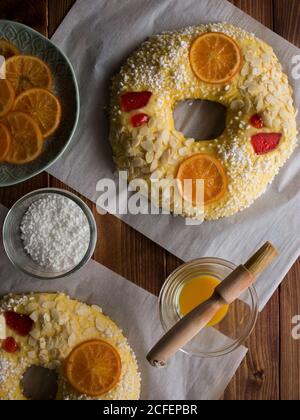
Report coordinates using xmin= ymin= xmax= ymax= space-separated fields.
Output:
xmin=159 ymin=258 xmax=259 ymax=358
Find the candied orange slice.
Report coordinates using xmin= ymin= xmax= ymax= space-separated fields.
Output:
xmin=0 ymin=122 xmax=11 ymax=160
xmin=5 ymin=55 xmax=52 ymax=95
xmin=190 ymin=32 xmax=242 ymax=84
xmin=0 ymin=39 xmax=20 ymax=59
xmin=0 ymin=79 xmax=15 ymax=117
xmin=65 ymin=339 xmax=122 ymax=397
xmin=14 ymin=88 xmax=62 ymax=137
xmin=1 ymin=111 xmax=43 ymax=164
xmin=177 ymin=154 xmax=227 ymax=205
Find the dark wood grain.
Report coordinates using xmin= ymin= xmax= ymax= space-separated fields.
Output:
xmin=229 ymin=0 xmax=274 ymax=27
xmin=48 ymin=0 xmax=75 ymax=37
xmin=274 ymin=0 xmax=300 ymax=47
xmin=273 ymin=0 xmax=300 ymax=401
xmin=222 ymin=0 xmax=281 ymax=401
xmin=0 ymin=0 xmax=299 ymax=401
xmin=0 ymin=0 xmax=48 ymax=35
xmin=223 ymin=293 xmax=280 ymax=400
xmin=280 ymin=259 xmax=300 ymax=400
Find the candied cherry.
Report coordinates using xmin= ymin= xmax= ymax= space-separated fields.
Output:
xmin=121 ymin=91 xmax=152 ymax=112
xmin=4 ymin=311 xmax=34 ymax=337
xmin=250 ymin=114 xmax=265 ymax=129
xmin=2 ymin=337 xmax=19 ymax=353
xmin=251 ymin=133 xmax=282 ymax=155
xmin=131 ymin=113 xmax=150 ymax=127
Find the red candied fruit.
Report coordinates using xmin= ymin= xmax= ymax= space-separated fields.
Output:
xmin=121 ymin=91 xmax=152 ymax=112
xmin=131 ymin=113 xmax=150 ymax=128
xmin=2 ymin=337 xmax=19 ymax=353
xmin=251 ymin=133 xmax=282 ymax=155
xmin=250 ymin=114 xmax=265 ymax=129
xmin=4 ymin=311 xmax=34 ymax=337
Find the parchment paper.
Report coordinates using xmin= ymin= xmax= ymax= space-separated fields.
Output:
xmin=48 ymin=0 xmax=300 ymax=310
xmin=0 ymin=203 xmax=247 ymax=400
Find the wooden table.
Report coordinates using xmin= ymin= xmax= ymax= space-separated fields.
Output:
xmin=0 ymin=0 xmax=299 ymax=400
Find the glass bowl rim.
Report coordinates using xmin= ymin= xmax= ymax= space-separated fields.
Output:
xmin=2 ymin=188 xmax=97 ymax=280
xmin=158 ymin=257 xmax=259 ymax=358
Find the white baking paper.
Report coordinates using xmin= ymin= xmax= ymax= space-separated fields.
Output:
xmin=0 ymin=203 xmax=247 ymax=400
xmin=48 ymin=0 xmax=300 ymax=310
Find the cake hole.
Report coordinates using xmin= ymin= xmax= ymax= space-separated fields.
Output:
xmin=21 ymin=365 xmax=58 ymax=400
xmin=173 ymin=100 xmax=227 ymax=141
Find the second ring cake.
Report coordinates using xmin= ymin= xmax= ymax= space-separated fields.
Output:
xmin=0 ymin=293 xmax=141 ymax=400
xmin=110 ymin=23 xmax=297 ymax=220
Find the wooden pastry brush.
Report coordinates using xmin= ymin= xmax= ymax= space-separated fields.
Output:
xmin=147 ymin=242 xmax=278 ymax=368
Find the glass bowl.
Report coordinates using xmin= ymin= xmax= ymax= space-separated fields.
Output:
xmin=2 ymin=188 xmax=97 ymax=280
xmin=159 ymin=258 xmax=258 ymax=358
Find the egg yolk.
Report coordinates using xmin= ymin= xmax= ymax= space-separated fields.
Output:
xmin=179 ymin=275 xmax=229 ymax=327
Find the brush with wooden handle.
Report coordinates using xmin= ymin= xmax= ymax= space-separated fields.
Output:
xmin=147 ymin=242 xmax=278 ymax=368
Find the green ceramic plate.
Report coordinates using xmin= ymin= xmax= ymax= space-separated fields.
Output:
xmin=0 ymin=20 xmax=80 ymax=187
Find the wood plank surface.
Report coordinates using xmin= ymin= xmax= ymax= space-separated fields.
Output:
xmin=216 ymin=0 xmax=280 ymax=401
xmin=273 ymin=0 xmax=300 ymax=401
xmin=0 ymin=0 xmax=299 ymax=400
xmin=48 ymin=0 xmax=74 ymax=37
xmin=0 ymin=0 xmax=48 ymax=35
xmin=280 ymin=260 xmax=300 ymax=400
xmin=274 ymin=0 xmax=300 ymax=46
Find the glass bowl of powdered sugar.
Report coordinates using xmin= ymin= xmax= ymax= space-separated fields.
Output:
xmin=2 ymin=188 xmax=97 ymax=280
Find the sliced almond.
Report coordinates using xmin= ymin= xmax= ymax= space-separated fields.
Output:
xmin=56 ymin=301 xmax=66 ymax=312
xmin=141 ymin=167 xmax=150 ymax=174
xmin=256 ymin=95 xmax=264 ymax=112
xmin=91 ymin=305 xmax=102 ymax=313
xmin=43 ymin=313 xmax=51 ymax=324
xmin=158 ymin=130 xmax=169 ymax=145
xmin=141 ymin=140 xmax=154 ymax=152
xmin=150 ymin=170 xmax=162 ymax=180
xmin=146 ymin=151 xmax=154 ymax=164
xmin=131 ymin=137 xmax=141 ymax=148
xmin=30 ymin=311 xmax=39 ymax=323
xmin=43 ymin=323 xmax=54 ymax=336
xmin=28 ymin=337 xmax=36 ymax=347
xmin=132 ymin=157 xmax=145 ymax=168
xmin=25 ymin=302 xmax=38 ymax=312
xmin=230 ymin=99 xmax=245 ymax=111
xmin=161 ymin=149 xmax=171 ymax=165
xmin=30 ymin=329 xmax=41 ymax=340
xmin=169 ymin=136 xmax=178 ymax=148
xmin=68 ymin=333 xmax=77 ymax=347
xmin=150 ymin=159 xmax=158 ymax=172
xmin=84 ymin=327 xmax=98 ymax=337
xmin=39 ymin=338 xmax=46 ymax=350
xmin=241 ymin=63 xmax=250 ymax=77
xmin=39 ymin=350 xmax=49 ymax=362
xmin=95 ymin=317 xmax=106 ymax=332
xmin=148 ymin=118 xmax=156 ymax=129
xmin=185 ymin=139 xmax=194 ymax=147
xmin=51 ymin=308 xmax=60 ymax=322
xmin=179 ymin=147 xmax=188 ymax=157
xmin=58 ymin=314 xmax=69 ymax=326
xmin=42 ymin=301 xmax=55 ymax=309
xmin=28 ymin=351 xmax=37 ymax=360
xmin=139 ymin=126 xmax=150 ymax=136
xmin=75 ymin=303 xmax=89 ymax=316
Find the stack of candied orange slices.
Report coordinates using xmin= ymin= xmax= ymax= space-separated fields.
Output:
xmin=0 ymin=39 xmax=61 ymax=164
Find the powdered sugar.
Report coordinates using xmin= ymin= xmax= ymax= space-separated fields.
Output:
xmin=20 ymin=195 xmax=90 ymax=272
